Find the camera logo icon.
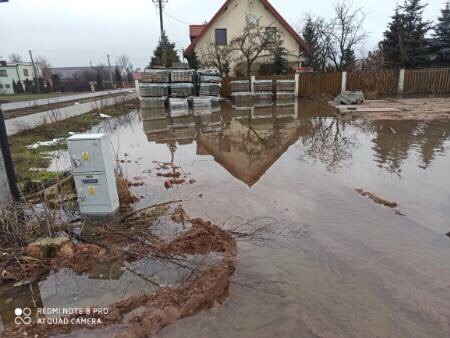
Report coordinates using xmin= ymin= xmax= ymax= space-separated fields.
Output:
xmin=14 ymin=308 xmax=32 ymax=325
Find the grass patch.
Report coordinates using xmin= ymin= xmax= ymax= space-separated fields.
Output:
xmin=9 ymin=99 xmax=138 ymax=190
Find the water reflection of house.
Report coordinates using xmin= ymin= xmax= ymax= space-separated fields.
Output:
xmin=197 ymin=106 xmax=304 ymax=187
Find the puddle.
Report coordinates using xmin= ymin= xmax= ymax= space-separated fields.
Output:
xmin=12 ymin=99 xmax=450 ymax=337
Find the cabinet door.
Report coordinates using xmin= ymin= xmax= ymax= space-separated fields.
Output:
xmin=68 ymin=139 xmax=105 ymax=174
xmin=74 ymin=174 xmax=110 ymax=206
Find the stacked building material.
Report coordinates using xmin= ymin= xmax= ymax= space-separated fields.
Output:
xmin=276 ymin=92 xmax=296 ymax=102
xmin=171 ymin=69 xmax=195 ymax=83
xmin=141 ymin=69 xmax=170 ymax=83
xmin=140 ymin=107 xmax=168 ymax=120
xmin=140 ymin=96 xmax=167 ymax=109
xmin=199 ymin=71 xmax=222 ymax=97
xmin=199 ymin=73 xmax=221 ymax=83
xmin=170 ymin=115 xmax=196 ymax=129
xmin=231 ymin=80 xmax=250 ymax=93
xmin=170 ymin=83 xmax=194 ymax=98
xmin=139 ymin=83 xmax=169 ymax=97
xmin=199 ymin=83 xmax=221 ymax=96
xmin=231 ymin=80 xmax=252 ymax=107
xmin=276 ymin=80 xmax=296 ymax=92
xmin=253 ymin=92 xmax=273 ymax=106
xmin=231 ymin=92 xmax=254 ymax=106
xmin=169 ymin=98 xmax=190 ymax=117
xmin=254 ymin=80 xmax=272 ymax=92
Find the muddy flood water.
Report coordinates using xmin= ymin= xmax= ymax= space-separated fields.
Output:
xmin=2 ymin=100 xmax=450 ymax=337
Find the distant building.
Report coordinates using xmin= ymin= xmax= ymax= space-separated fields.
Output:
xmin=0 ymin=61 xmax=40 ymax=95
xmin=184 ymin=0 xmax=308 ymax=75
xmin=50 ymin=67 xmax=95 ymax=80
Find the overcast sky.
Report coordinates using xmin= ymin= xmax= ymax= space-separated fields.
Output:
xmin=0 ymin=0 xmax=444 ymax=68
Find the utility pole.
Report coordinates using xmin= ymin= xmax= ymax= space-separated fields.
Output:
xmin=153 ymin=0 xmax=167 ymax=67
xmin=29 ymin=50 xmax=40 ymax=94
xmin=107 ymin=54 xmax=113 ymax=88
xmin=0 ymin=107 xmax=21 ymax=204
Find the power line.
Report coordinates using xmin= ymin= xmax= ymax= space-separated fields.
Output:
xmin=163 ymin=9 xmax=191 ymax=26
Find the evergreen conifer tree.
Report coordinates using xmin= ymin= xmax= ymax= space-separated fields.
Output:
xmin=272 ymin=47 xmax=289 ymax=74
xmin=150 ymin=32 xmax=181 ymax=68
xmin=433 ymin=1 xmax=450 ymax=62
xmin=380 ymin=0 xmax=431 ymax=68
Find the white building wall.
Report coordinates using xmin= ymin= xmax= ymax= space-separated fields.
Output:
xmin=194 ymin=0 xmax=301 ymax=75
xmin=0 ymin=64 xmax=37 ymax=95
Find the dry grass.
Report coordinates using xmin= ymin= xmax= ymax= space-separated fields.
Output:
xmin=0 ymin=201 xmax=72 ymax=246
xmin=116 ymin=165 xmax=139 ymax=208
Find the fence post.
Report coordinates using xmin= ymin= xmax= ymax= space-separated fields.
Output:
xmin=135 ymin=79 xmax=140 ymax=97
xmin=341 ymin=71 xmax=347 ymax=93
xmin=295 ymin=73 xmax=299 ymax=97
xmin=398 ymin=69 xmax=405 ymax=97
xmin=250 ymin=75 xmax=255 ymax=93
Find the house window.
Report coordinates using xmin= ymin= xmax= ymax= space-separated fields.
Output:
xmin=0 ymin=69 xmax=7 ymax=77
xmin=23 ymin=69 xmax=29 ymax=76
xmin=0 ymin=84 xmax=3 ymax=88
xmin=265 ymin=27 xmax=277 ymax=43
xmin=215 ymin=29 xmax=227 ymax=45
xmin=5 ymin=84 xmax=10 ymax=88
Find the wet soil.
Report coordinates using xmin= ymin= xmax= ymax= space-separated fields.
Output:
xmin=3 ymin=99 xmax=450 ymax=338
xmin=1 ymin=208 xmax=237 ymax=338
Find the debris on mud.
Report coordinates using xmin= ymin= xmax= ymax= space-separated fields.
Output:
xmin=1 ymin=205 xmax=238 ymax=338
xmin=151 ymin=161 xmax=196 ymax=189
xmin=355 ymin=189 xmax=405 ymax=216
xmin=355 ymin=189 xmax=398 ymax=208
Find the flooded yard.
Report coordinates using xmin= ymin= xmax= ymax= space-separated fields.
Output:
xmin=2 ymin=99 xmax=450 ymax=337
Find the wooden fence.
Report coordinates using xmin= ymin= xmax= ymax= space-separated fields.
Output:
xmin=221 ymin=68 xmax=450 ymax=98
xmin=347 ymin=70 xmax=399 ymax=98
xmin=404 ymin=68 xmax=450 ymax=96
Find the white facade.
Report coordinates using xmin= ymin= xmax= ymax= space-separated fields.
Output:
xmin=0 ymin=63 xmax=39 ymax=95
xmin=187 ymin=0 xmax=306 ymax=75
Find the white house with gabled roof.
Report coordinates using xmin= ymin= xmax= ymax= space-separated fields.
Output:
xmin=183 ymin=0 xmax=308 ymax=75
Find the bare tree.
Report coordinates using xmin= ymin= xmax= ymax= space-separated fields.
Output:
xmin=35 ymin=56 xmax=52 ymax=79
xmin=230 ymin=15 xmax=283 ymax=76
xmin=326 ymin=1 xmax=367 ymax=70
xmin=8 ymin=53 xmax=22 ymax=63
xmin=116 ymin=54 xmax=133 ymax=71
xmin=198 ymin=41 xmax=236 ymax=77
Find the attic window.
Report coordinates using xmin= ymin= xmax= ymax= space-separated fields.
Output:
xmin=265 ymin=27 xmax=277 ymax=43
xmin=215 ymin=29 xmax=227 ymax=45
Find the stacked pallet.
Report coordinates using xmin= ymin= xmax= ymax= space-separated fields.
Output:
xmin=231 ymin=80 xmax=253 ymax=107
xmin=276 ymin=80 xmax=296 ymax=103
xmin=139 ymin=68 xmax=170 ymax=109
xmin=195 ymin=71 xmax=222 ymax=116
xmin=169 ymin=66 xmax=194 ymax=114
xmin=253 ymin=80 xmax=273 ymax=106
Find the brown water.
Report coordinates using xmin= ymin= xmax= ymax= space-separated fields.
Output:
xmin=3 ymin=100 xmax=450 ymax=337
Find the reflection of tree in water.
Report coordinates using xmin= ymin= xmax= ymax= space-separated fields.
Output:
xmin=296 ymin=116 xmax=358 ymax=172
xmin=168 ymin=141 xmax=177 ymax=164
xmin=369 ymin=120 xmax=450 ymax=176
xmin=231 ymin=116 xmax=283 ymax=161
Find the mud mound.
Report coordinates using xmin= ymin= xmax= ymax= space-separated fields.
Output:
xmin=1 ymin=217 xmax=237 ymax=338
